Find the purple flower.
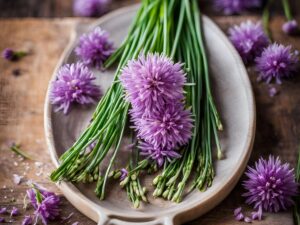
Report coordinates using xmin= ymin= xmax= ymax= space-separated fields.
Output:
xmin=282 ymin=20 xmax=299 ymax=35
xmin=75 ymin=27 xmax=114 ymax=69
xmin=138 ymin=141 xmax=181 ymax=167
xmin=120 ymin=168 xmax=128 ymax=181
xmin=22 ymin=215 xmax=33 ymax=225
xmin=0 ymin=218 xmax=4 ymax=223
xmin=73 ymin=0 xmax=110 ymax=17
xmin=255 ymin=43 xmax=299 ymax=84
xmin=10 ymin=207 xmax=19 ymax=216
xmin=214 ymin=0 xmax=261 ymax=15
xmin=243 ymin=156 xmax=298 ymax=214
xmin=229 ymin=21 xmax=269 ymax=64
xmin=135 ymin=103 xmax=193 ymax=149
xmin=27 ymin=185 xmax=60 ymax=225
xmin=2 ymin=48 xmax=14 ymax=60
xmin=120 ymin=53 xmax=186 ymax=117
xmin=50 ymin=62 xmax=102 ymax=114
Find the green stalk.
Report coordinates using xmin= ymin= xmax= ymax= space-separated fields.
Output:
xmin=262 ymin=0 xmax=274 ymax=40
xmin=282 ymin=0 xmax=293 ymax=21
xmin=51 ymin=0 xmax=222 ymax=205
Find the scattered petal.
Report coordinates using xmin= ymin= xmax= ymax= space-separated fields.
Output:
xmin=244 ymin=216 xmax=252 ymax=223
xmin=10 ymin=207 xmax=19 ymax=216
xmin=27 ymin=184 xmax=61 ymax=224
xmin=234 ymin=207 xmax=242 ymax=216
xmin=120 ymin=168 xmax=128 ymax=181
xmin=268 ymin=87 xmax=279 ymax=97
xmin=13 ymin=174 xmax=24 ymax=185
xmin=0 ymin=208 xmax=7 ymax=214
xmin=22 ymin=215 xmax=33 ymax=225
xmin=235 ymin=212 xmax=244 ymax=221
xmin=251 ymin=207 xmax=263 ymax=220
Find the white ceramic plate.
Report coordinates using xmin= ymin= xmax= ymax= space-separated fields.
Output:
xmin=44 ymin=4 xmax=256 ymax=225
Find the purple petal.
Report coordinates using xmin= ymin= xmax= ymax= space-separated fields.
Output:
xmin=0 ymin=208 xmax=7 ymax=214
xmin=244 ymin=217 xmax=252 ymax=223
xmin=234 ymin=207 xmax=242 ymax=216
xmin=235 ymin=212 xmax=244 ymax=221
xmin=10 ymin=207 xmax=19 ymax=216
xmin=22 ymin=215 xmax=33 ymax=225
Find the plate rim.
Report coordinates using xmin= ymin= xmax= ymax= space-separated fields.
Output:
xmin=44 ymin=4 xmax=256 ymax=225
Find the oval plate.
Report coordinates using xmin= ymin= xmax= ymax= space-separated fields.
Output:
xmin=44 ymin=4 xmax=256 ymax=225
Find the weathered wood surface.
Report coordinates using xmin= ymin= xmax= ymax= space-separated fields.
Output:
xmin=0 ymin=14 xmax=299 ymax=225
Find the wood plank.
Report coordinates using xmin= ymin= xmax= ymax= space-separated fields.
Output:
xmin=0 ymin=16 xmax=299 ymax=224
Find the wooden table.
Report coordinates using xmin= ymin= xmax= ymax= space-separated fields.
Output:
xmin=0 ymin=1 xmax=299 ymax=225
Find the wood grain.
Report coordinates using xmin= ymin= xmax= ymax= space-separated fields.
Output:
xmin=0 ymin=15 xmax=299 ymax=225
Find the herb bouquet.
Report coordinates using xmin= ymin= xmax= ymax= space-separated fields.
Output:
xmin=50 ymin=0 xmax=222 ymax=207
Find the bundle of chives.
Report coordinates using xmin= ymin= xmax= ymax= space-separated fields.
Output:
xmin=51 ymin=0 xmax=222 ymax=204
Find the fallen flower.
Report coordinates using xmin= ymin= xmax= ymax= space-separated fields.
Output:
xmin=61 ymin=212 xmax=74 ymax=221
xmin=0 ymin=218 xmax=5 ymax=223
xmin=243 ymin=156 xmax=298 ymax=216
xmin=1 ymin=48 xmax=27 ymax=61
xmin=235 ymin=212 xmax=244 ymax=221
xmin=251 ymin=208 xmax=262 ymax=220
xmin=255 ymin=43 xmax=299 ymax=84
xmin=244 ymin=217 xmax=252 ymax=223
xmin=50 ymin=62 xmax=102 ymax=114
xmin=75 ymin=27 xmax=114 ymax=69
xmin=22 ymin=215 xmax=33 ymax=225
xmin=234 ymin=207 xmax=242 ymax=216
xmin=228 ymin=21 xmax=269 ymax=64
xmin=27 ymin=184 xmax=60 ymax=225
